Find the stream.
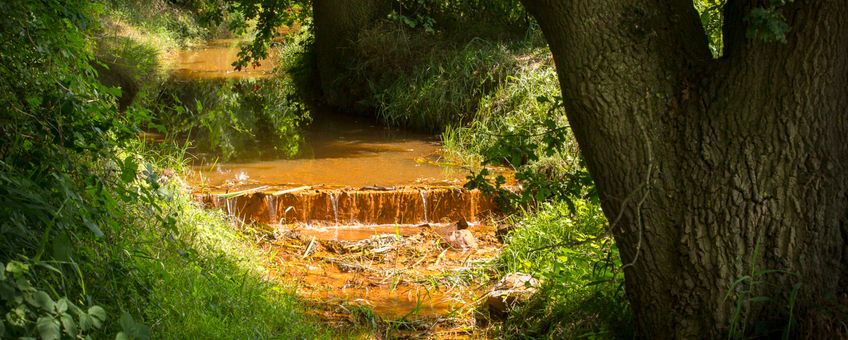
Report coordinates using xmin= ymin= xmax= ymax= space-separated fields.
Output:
xmin=173 ymin=38 xmax=504 ymax=337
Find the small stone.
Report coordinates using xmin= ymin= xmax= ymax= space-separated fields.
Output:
xmin=444 ymin=229 xmax=478 ymax=250
xmin=483 ymin=273 xmax=539 ymax=320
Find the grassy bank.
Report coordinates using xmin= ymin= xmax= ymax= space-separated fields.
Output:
xmin=0 ymin=1 xmax=328 ymax=338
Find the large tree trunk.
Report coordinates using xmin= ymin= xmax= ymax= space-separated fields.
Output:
xmin=312 ymin=0 xmax=390 ymax=110
xmin=520 ymin=0 xmax=848 ymax=337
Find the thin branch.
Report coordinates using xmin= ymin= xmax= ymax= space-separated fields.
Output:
xmin=619 ymin=109 xmax=655 ymax=272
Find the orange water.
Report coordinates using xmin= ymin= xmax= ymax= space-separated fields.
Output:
xmin=171 ymin=39 xmax=276 ymax=79
xmin=187 ymin=114 xmax=468 ymax=190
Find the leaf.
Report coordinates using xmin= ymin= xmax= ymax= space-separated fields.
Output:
xmin=0 ymin=262 xmax=5 ymax=281
xmin=78 ymin=313 xmax=93 ymax=331
xmin=749 ymin=296 xmax=771 ymax=303
xmin=88 ymin=305 xmax=107 ymax=328
xmin=116 ymin=332 xmax=130 ymax=340
xmin=28 ymin=290 xmax=55 ymax=312
xmin=56 ymin=298 xmax=69 ymax=313
xmin=60 ymin=312 xmax=78 ymax=338
xmin=0 ymin=319 xmax=5 ymax=337
xmin=121 ymin=157 xmax=138 ymax=183
xmin=119 ymin=311 xmax=151 ymax=340
xmin=52 ymin=233 xmax=73 ymax=261
xmin=6 ymin=261 xmax=29 ymax=274
xmin=37 ymin=316 xmax=61 ymax=340
xmin=83 ymin=216 xmax=104 ymax=238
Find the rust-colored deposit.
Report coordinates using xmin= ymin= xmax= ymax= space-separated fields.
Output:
xmin=197 ymin=187 xmax=496 ymax=226
xmin=261 ymin=220 xmax=502 ymax=338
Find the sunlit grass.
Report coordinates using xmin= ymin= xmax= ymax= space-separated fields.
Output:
xmin=494 ymin=200 xmax=633 ymax=338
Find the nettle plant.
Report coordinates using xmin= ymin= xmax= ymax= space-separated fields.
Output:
xmin=1 ymin=261 xmax=106 ymax=339
xmin=1 ymin=261 xmax=151 ymax=339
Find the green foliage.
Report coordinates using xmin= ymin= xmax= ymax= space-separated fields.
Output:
xmin=366 ymin=35 xmax=516 ymax=130
xmin=496 ymin=201 xmax=633 ymax=339
xmin=149 ymin=21 xmax=315 ymax=162
xmin=154 ymin=77 xmax=309 ymax=161
xmin=217 ymin=0 xmax=310 ymax=70
xmin=443 ymin=49 xmax=596 ymax=211
xmin=389 ymin=0 xmax=527 ymax=31
xmin=745 ymin=1 xmax=793 ymax=43
xmin=0 ymin=1 xmax=329 ymax=338
xmin=102 ymin=0 xmax=215 ymax=48
xmin=694 ymin=0 xmax=725 ymax=57
xmin=1 ymin=261 xmax=108 ymax=339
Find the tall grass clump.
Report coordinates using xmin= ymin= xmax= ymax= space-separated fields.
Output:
xmin=371 ymin=37 xmax=515 ymax=130
xmin=442 ymin=45 xmax=564 ymax=165
xmin=495 ymin=200 xmax=633 ymax=338
xmin=319 ymin=7 xmax=530 ymax=131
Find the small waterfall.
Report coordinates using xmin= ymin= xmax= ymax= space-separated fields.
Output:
xmin=225 ymin=197 xmax=234 ymax=216
xmin=329 ymin=192 xmax=340 ymax=225
xmin=419 ymin=190 xmax=429 ymax=223
xmin=267 ymin=195 xmax=278 ymax=223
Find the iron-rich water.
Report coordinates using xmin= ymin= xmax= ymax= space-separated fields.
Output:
xmin=187 ymin=112 xmax=467 ymax=190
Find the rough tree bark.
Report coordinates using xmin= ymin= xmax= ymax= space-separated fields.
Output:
xmin=519 ymin=0 xmax=847 ymax=337
xmin=312 ymin=0 xmax=390 ymax=110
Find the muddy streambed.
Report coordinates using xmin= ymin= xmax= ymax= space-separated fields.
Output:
xmin=176 ymin=39 xmax=507 ymax=337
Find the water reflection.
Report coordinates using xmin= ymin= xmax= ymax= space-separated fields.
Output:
xmin=171 ymin=39 xmax=276 ymax=79
xmin=188 ymin=113 xmax=465 ymax=189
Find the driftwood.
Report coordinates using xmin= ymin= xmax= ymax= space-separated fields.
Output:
xmin=270 ymin=186 xmax=312 ymax=196
xmin=219 ymin=185 xmax=271 ymax=199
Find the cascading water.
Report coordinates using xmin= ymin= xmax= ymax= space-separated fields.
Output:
xmin=267 ymin=195 xmax=278 ymax=223
xmin=329 ymin=192 xmax=340 ymax=225
xmin=225 ymin=197 xmax=234 ymax=216
xmin=419 ymin=190 xmax=429 ymax=223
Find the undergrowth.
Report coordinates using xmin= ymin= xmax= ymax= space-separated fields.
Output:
xmin=495 ymin=200 xmax=633 ymax=339
xmin=0 ymin=1 xmax=328 ymax=338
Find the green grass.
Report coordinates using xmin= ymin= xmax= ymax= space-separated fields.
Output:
xmin=494 ymin=200 xmax=633 ymax=339
xmin=370 ymin=37 xmax=516 ymax=130
xmin=114 ymin=171 xmax=327 ymax=338
xmin=441 ymin=44 xmax=568 ymax=166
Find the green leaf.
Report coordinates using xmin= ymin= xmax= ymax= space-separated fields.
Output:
xmin=60 ymin=312 xmax=78 ymax=338
xmin=37 ymin=316 xmax=61 ymax=340
xmin=119 ymin=311 xmax=151 ymax=340
xmin=83 ymin=216 xmax=104 ymax=238
xmin=28 ymin=291 xmax=55 ymax=312
xmin=0 ymin=262 xmax=5 ymax=281
xmin=0 ymin=319 xmax=5 ymax=337
xmin=52 ymin=232 xmax=73 ymax=261
xmin=88 ymin=305 xmax=107 ymax=328
xmin=56 ymin=298 xmax=69 ymax=313
xmin=6 ymin=261 xmax=29 ymax=274
xmin=116 ymin=332 xmax=130 ymax=340
xmin=121 ymin=157 xmax=138 ymax=183
xmin=749 ymin=296 xmax=771 ymax=303
xmin=78 ymin=313 xmax=93 ymax=331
